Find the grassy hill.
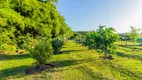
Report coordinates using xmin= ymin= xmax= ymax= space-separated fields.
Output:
xmin=0 ymin=41 xmax=142 ymax=80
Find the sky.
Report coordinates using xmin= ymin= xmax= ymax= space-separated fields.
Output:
xmin=57 ymin=0 xmax=142 ymax=33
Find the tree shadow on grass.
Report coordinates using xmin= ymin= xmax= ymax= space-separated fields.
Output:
xmin=50 ymin=58 xmax=142 ymax=79
xmin=0 ymin=65 xmax=29 ymax=80
xmin=118 ymin=44 xmax=142 ymax=46
xmin=0 ymin=58 xmax=97 ymax=79
xmin=42 ymin=58 xmax=98 ymax=74
xmin=118 ymin=45 xmax=142 ymax=51
xmin=0 ymin=54 xmax=31 ymax=61
xmin=116 ymin=52 xmax=142 ymax=61
xmin=51 ymin=58 xmax=97 ymax=68
xmin=111 ymin=64 xmax=142 ymax=79
xmin=55 ymin=50 xmax=84 ymax=55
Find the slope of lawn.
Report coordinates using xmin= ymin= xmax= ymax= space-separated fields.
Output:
xmin=0 ymin=41 xmax=142 ymax=80
xmin=116 ymin=41 xmax=142 ymax=61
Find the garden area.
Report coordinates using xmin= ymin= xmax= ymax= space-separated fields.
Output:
xmin=1 ymin=41 xmax=142 ymax=80
xmin=1 ymin=0 xmax=142 ymax=80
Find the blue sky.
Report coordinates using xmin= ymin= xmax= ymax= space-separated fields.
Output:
xmin=57 ymin=0 xmax=142 ymax=33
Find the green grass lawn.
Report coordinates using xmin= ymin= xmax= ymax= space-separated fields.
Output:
xmin=116 ymin=41 xmax=142 ymax=61
xmin=1 ymin=41 xmax=142 ymax=80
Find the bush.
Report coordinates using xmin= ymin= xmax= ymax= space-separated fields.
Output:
xmin=52 ymin=37 xmax=64 ymax=54
xmin=0 ymin=43 xmax=16 ymax=52
xmin=84 ymin=32 xmax=96 ymax=48
xmin=29 ymin=39 xmax=53 ymax=65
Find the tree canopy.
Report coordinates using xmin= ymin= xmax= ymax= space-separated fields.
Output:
xmin=0 ymin=0 xmax=72 ymax=51
xmin=85 ymin=25 xmax=119 ymax=57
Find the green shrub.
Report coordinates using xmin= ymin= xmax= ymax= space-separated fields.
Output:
xmin=29 ymin=39 xmax=53 ymax=65
xmin=52 ymin=37 xmax=64 ymax=54
xmin=0 ymin=43 xmax=16 ymax=52
xmin=84 ymin=32 xmax=96 ymax=49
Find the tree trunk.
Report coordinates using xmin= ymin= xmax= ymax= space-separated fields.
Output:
xmin=16 ymin=41 xmax=19 ymax=53
xmin=125 ymin=40 xmax=127 ymax=46
xmin=104 ymin=47 xmax=107 ymax=58
xmin=133 ymin=41 xmax=135 ymax=52
xmin=104 ymin=51 xmax=107 ymax=58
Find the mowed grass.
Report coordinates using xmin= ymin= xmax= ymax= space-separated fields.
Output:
xmin=116 ymin=41 xmax=142 ymax=60
xmin=0 ymin=41 xmax=142 ymax=80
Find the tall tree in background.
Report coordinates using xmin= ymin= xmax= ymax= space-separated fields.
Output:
xmin=130 ymin=26 xmax=140 ymax=51
xmin=124 ymin=33 xmax=131 ymax=46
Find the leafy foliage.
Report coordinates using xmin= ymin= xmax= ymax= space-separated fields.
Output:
xmin=130 ymin=26 xmax=141 ymax=51
xmin=84 ymin=32 xmax=96 ymax=49
xmin=86 ymin=26 xmax=119 ymax=57
xmin=0 ymin=0 xmax=72 ymax=52
xmin=29 ymin=39 xmax=53 ymax=65
xmin=119 ymin=33 xmax=131 ymax=46
xmin=52 ymin=37 xmax=64 ymax=54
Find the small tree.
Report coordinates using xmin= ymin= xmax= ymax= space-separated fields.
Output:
xmin=29 ymin=39 xmax=53 ymax=66
xmin=52 ymin=37 xmax=64 ymax=54
xmin=85 ymin=32 xmax=96 ymax=49
xmin=124 ymin=33 xmax=131 ymax=46
xmin=130 ymin=26 xmax=140 ymax=51
xmin=89 ymin=26 xmax=119 ymax=57
xmin=120 ymin=33 xmax=131 ymax=46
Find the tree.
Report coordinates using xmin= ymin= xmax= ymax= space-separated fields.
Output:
xmin=124 ymin=33 xmax=131 ymax=46
xmin=130 ymin=26 xmax=140 ymax=51
xmin=52 ymin=37 xmax=64 ymax=54
xmin=29 ymin=39 xmax=53 ymax=66
xmin=0 ymin=0 xmax=72 ymax=52
xmin=85 ymin=32 xmax=96 ymax=49
xmin=120 ymin=33 xmax=131 ymax=46
xmin=86 ymin=25 xmax=119 ymax=58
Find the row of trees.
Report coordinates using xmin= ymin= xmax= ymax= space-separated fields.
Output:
xmin=71 ymin=26 xmax=141 ymax=58
xmin=0 ymin=0 xmax=73 ymax=52
xmin=120 ymin=26 xmax=141 ymax=51
xmin=70 ymin=25 xmax=119 ymax=58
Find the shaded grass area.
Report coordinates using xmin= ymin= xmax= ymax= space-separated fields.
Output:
xmin=118 ymin=45 xmax=142 ymax=51
xmin=0 ymin=66 xmax=29 ymax=79
xmin=116 ymin=52 xmax=142 ymax=61
xmin=0 ymin=54 xmax=30 ymax=61
xmin=0 ymin=54 xmax=35 ymax=80
xmin=116 ymin=41 xmax=142 ymax=61
xmin=55 ymin=50 xmax=84 ymax=55
xmin=0 ymin=41 xmax=142 ymax=80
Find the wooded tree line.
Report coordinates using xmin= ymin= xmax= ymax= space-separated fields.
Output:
xmin=0 ymin=0 xmax=73 ymax=52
